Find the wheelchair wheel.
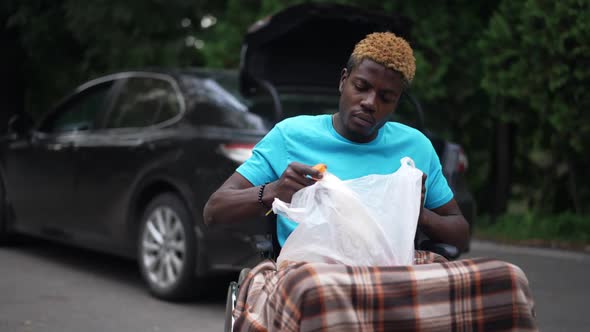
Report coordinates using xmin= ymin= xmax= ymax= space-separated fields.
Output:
xmin=225 ymin=281 xmax=238 ymax=332
xmin=225 ymin=268 xmax=252 ymax=331
xmin=238 ymin=268 xmax=251 ymax=284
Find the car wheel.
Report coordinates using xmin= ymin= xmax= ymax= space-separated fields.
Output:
xmin=138 ymin=193 xmax=197 ymax=301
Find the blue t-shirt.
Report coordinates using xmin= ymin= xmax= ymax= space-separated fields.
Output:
xmin=236 ymin=114 xmax=453 ymax=246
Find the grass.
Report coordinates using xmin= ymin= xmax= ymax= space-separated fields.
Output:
xmin=474 ymin=212 xmax=590 ymax=251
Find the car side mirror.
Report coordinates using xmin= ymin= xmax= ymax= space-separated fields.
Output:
xmin=7 ymin=113 xmax=34 ymax=138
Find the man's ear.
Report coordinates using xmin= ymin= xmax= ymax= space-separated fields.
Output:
xmin=338 ymin=68 xmax=348 ymax=93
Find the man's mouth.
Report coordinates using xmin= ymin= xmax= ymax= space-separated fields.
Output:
xmin=352 ymin=113 xmax=374 ymax=127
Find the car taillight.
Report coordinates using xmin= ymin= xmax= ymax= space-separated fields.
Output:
xmin=219 ymin=143 xmax=256 ymax=164
xmin=456 ymin=148 xmax=469 ymax=173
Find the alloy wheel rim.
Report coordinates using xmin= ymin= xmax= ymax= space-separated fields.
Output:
xmin=141 ymin=206 xmax=186 ymax=289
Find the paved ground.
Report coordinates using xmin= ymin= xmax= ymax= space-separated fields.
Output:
xmin=0 ymin=238 xmax=228 ymax=332
xmin=1 ymin=238 xmax=588 ymax=331
xmin=464 ymin=240 xmax=590 ymax=331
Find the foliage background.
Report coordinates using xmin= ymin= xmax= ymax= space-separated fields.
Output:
xmin=2 ymin=0 xmax=589 ymax=224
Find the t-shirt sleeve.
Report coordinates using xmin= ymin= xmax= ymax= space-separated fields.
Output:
xmin=236 ymin=125 xmax=286 ymax=186
xmin=424 ymin=142 xmax=454 ymax=209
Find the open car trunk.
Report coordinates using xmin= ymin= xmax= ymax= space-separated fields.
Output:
xmin=239 ymin=3 xmax=412 ymax=97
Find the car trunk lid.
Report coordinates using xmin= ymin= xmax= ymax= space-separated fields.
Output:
xmin=239 ymin=3 xmax=412 ymax=97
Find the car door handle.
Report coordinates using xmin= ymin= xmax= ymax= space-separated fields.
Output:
xmin=47 ymin=143 xmax=72 ymax=151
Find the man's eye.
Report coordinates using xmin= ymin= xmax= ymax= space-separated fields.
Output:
xmin=353 ymin=82 xmax=368 ymax=90
xmin=380 ymin=93 xmax=397 ymax=104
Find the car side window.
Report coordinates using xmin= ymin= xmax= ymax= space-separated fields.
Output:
xmin=106 ymin=77 xmax=181 ymax=129
xmin=40 ymin=82 xmax=113 ymax=133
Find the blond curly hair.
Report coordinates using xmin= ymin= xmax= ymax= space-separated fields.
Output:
xmin=348 ymin=32 xmax=416 ymax=85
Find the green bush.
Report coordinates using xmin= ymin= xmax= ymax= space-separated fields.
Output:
xmin=477 ymin=213 xmax=590 ymax=244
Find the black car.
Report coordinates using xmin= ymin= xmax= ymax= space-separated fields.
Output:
xmin=0 ymin=3 xmax=475 ymax=301
xmin=0 ymin=69 xmax=274 ymax=300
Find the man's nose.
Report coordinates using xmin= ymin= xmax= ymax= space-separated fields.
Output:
xmin=360 ymin=91 xmax=377 ymax=112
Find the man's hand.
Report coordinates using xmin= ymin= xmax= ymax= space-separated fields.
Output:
xmin=266 ymin=162 xmax=323 ymax=203
xmin=203 ymin=162 xmax=325 ymax=225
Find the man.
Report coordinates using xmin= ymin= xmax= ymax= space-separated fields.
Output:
xmin=204 ymin=32 xmax=470 ymax=251
xmin=207 ymin=32 xmax=536 ymax=331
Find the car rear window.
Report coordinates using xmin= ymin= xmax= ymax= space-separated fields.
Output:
xmin=180 ymin=75 xmax=267 ymax=130
xmin=105 ymin=77 xmax=182 ymax=129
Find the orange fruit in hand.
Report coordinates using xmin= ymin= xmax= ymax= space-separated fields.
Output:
xmin=313 ymin=163 xmax=327 ymax=173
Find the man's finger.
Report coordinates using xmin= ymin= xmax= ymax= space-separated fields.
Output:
xmin=293 ymin=174 xmax=317 ymax=187
xmin=290 ymin=162 xmax=322 ymax=181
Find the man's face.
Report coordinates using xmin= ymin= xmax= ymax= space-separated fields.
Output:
xmin=335 ymin=59 xmax=404 ymax=143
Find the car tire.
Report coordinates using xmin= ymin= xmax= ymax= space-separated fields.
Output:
xmin=137 ymin=193 xmax=198 ymax=301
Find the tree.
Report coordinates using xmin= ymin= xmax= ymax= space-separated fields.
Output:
xmin=7 ymin=0 xmax=587 ymax=216
xmin=5 ymin=0 xmax=223 ymax=117
xmin=480 ymin=0 xmax=590 ymax=213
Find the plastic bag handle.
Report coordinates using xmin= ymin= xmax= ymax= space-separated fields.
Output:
xmin=400 ymin=157 xmax=416 ymax=168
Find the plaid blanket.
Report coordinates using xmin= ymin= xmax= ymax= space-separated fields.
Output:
xmin=233 ymin=251 xmax=536 ymax=331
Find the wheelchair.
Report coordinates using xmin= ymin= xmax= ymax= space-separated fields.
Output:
xmin=224 ymin=216 xmax=460 ymax=332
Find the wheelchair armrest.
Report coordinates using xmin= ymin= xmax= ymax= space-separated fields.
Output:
xmin=255 ymin=238 xmax=273 ymax=252
xmin=419 ymin=240 xmax=460 ymax=260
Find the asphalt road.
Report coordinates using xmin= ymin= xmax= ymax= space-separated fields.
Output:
xmin=1 ymin=238 xmax=588 ymax=332
xmin=464 ymin=240 xmax=590 ymax=332
xmin=0 ymin=237 xmax=229 ymax=332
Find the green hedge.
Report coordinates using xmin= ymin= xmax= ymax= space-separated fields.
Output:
xmin=476 ymin=213 xmax=590 ymax=244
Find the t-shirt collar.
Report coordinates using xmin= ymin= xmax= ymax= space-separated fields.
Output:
xmin=327 ymin=114 xmax=383 ymax=146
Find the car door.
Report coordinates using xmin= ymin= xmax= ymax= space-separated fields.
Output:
xmin=71 ymin=74 xmax=184 ymax=250
xmin=3 ymin=81 xmax=114 ymax=236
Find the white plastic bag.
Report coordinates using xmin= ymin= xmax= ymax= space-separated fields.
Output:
xmin=273 ymin=157 xmax=423 ymax=266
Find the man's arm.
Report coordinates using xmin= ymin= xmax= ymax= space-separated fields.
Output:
xmin=203 ymin=162 xmax=322 ymax=225
xmin=417 ymin=174 xmax=470 ymax=251
xmin=203 ymin=172 xmax=266 ymax=225
xmin=419 ymin=199 xmax=470 ymax=252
